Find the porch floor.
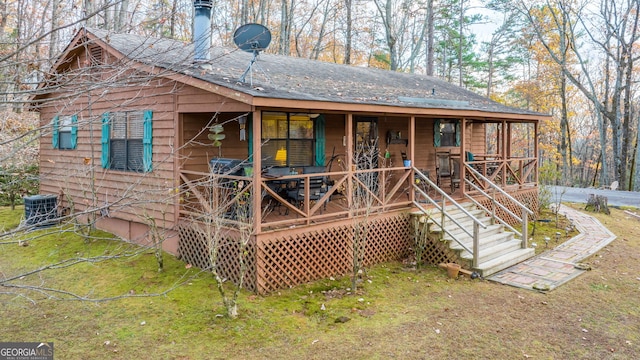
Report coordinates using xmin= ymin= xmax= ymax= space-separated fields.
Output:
xmin=487 ymin=204 xmax=616 ymax=291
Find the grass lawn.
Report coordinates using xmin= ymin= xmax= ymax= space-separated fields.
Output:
xmin=1 ymin=204 xmax=639 ymax=359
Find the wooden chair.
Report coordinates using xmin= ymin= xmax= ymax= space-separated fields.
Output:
xmin=450 ymin=156 xmax=461 ymax=193
xmin=286 ymin=166 xmax=328 ymax=212
xmin=435 ymin=149 xmax=452 ymax=188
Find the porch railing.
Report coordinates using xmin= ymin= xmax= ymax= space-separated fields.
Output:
xmin=464 ymin=156 xmax=538 ymax=191
xmin=463 ymin=165 xmax=534 ymax=249
xmin=412 ymin=168 xmax=487 ymax=268
xmin=179 ymin=166 xmax=415 ymax=233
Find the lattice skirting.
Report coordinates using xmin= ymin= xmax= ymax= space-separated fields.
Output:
xmin=410 ymin=217 xmax=461 ymax=268
xmin=177 ymin=221 xmax=257 ymax=292
xmin=256 ymin=213 xmax=412 ymax=293
xmin=477 ymin=187 xmax=539 ymax=226
xmin=177 ymin=213 xmax=413 ymax=293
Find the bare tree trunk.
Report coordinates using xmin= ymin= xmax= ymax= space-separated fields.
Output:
xmin=169 ymin=0 xmax=177 ymax=37
xmin=344 ymin=0 xmax=352 ymax=64
xmin=373 ymin=0 xmax=396 ymax=70
xmin=621 ymin=1 xmax=640 ymax=190
xmin=240 ymin=0 xmax=249 ymax=24
xmin=426 ymin=0 xmax=434 ymax=76
xmin=278 ymin=0 xmax=292 ymax=55
xmin=311 ymin=0 xmax=331 ymax=60
xmin=560 ymin=72 xmax=573 ymax=185
xmin=458 ymin=0 xmax=464 ymax=86
xmin=408 ymin=11 xmax=428 ymax=73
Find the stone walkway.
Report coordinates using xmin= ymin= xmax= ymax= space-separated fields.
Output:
xmin=487 ymin=205 xmax=617 ymax=291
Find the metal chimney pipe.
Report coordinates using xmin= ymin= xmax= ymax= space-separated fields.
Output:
xmin=193 ymin=0 xmax=213 ymax=62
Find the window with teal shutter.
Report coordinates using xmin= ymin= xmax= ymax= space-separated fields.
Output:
xmin=102 ymin=110 xmax=150 ymax=172
xmin=101 ymin=113 xmax=110 ymax=168
xmin=70 ymin=115 xmax=78 ymax=149
xmin=314 ymin=115 xmax=325 ymax=166
xmin=52 ymin=116 xmax=59 ymax=149
xmin=434 ymin=119 xmax=459 ymax=147
xmin=55 ymin=115 xmax=76 ymax=150
xmin=143 ymin=110 xmax=153 ymax=172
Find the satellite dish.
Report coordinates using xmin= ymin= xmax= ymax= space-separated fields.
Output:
xmin=233 ymin=23 xmax=272 ymax=53
xmin=233 ymin=23 xmax=272 ymax=84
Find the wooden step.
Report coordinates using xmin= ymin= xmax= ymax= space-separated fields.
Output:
xmin=412 ymin=200 xmax=536 ymax=277
xmin=448 ymin=227 xmax=512 ymax=250
xmin=472 ymin=248 xmax=535 ymax=277
xmin=459 ymin=238 xmax=523 ymax=264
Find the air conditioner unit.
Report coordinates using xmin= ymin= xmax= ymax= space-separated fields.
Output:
xmin=24 ymin=194 xmax=58 ymax=227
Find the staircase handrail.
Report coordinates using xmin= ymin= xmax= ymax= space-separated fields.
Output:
xmin=413 ymin=168 xmax=487 ymax=265
xmin=465 ymin=164 xmax=533 ymax=248
xmin=463 ymin=184 xmax=522 ymax=237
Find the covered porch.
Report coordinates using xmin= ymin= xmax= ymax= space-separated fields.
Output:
xmin=178 ymin=110 xmax=539 ymax=233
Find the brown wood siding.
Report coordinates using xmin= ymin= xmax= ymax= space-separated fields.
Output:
xmin=415 ymin=117 xmax=434 ymax=171
xmin=181 ymin=112 xmax=250 ymax=173
xmin=176 ymin=85 xmax=251 ymax=113
xmin=379 ymin=116 xmax=410 ymax=167
xmin=324 ymin=114 xmax=346 ymax=169
xmin=469 ymin=122 xmax=486 ymax=155
xmin=38 ymin=46 xmax=179 ymax=226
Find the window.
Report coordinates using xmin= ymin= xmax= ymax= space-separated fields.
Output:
xmin=101 ymin=110 xmax=153 ymax=172
xmin=52 ymin=115 xmax=77 ymax=150
xmin=434 ymin=119 xmax=460 ymax=147
xmin=261 ymin=112 xmax=317 ymax=167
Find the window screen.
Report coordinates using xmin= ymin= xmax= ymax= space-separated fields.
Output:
xmin=262 ymin=112 xmax=314 ymax=167
xmin=110 ymin=111 xmax=144 ymax=172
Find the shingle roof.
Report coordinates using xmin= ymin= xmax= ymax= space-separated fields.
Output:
xmin=88 ymin=28 xmax=542 ymax=117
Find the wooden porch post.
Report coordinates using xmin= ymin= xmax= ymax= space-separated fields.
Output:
xmin=501 ymin=119 xmax=508 ymax=187
xmin=409 ymin=115 xmax=415 ymax=202
xmin=252 ymin=110 xmax=262 ymax=234
xmin=534 ymin=120 xmax=539 ymax=185
xmin=460 ymin=118 xmax=466 ymax=196
xmin=346 ymin=113 xmax=353 ymax=212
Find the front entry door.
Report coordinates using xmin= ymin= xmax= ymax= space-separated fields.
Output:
xmin=354 ymin=116 xmax=379 ymax=169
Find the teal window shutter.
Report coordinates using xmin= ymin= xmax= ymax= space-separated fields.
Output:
xmin=433 ymin=119 xmax=441 ymax=147
xmin=314 ymin=115 xmax=326 ymax=166
xmin=143 ymin=110 xmax=153 ymax=172
xmin=247 ymin=114 xmax=253 ymax=162
xmin=52 ymin=116 xmax=59 ymax=149
xmin=101 ymin=113 xmax=110 ymax=168
xmin=70 ymin=115 xmax=78 ymax=149
xmin=455 ymin=120 xmax=461 ymax=147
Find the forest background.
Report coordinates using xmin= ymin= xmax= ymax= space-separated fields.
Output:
xmin=1 ymin=0 xmax=640 ymax=205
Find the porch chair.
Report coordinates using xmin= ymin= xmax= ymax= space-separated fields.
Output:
xmin=450 ymin=156 xmax=461 ymax=194
xmin=263 ymin=166 xmax=292 ymax=214
xmin=286 ymin=166 xmax=328 ymax=213
xmin=435 ymin=149 xmax=452 ymax=188
xmin=465 ymin=151 xmax=484 ymax=175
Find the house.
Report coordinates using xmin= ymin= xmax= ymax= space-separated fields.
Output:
xmin=30 ymin=4 xmax=548 ymax=293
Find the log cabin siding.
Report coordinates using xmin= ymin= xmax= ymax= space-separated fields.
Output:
xmin=38 ymin=50 xmax=180 ymax=226
xmin=469 ymin=122 xmax=486 ymax=155
xmin=176 ymin=85 xmax=251 ymax=113
xmin=323 ymin=114 xmax=346 ymax=168
xmin=180 ymin=113 xmax=250 ymax=173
